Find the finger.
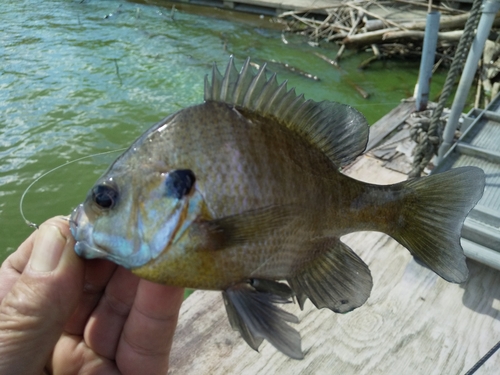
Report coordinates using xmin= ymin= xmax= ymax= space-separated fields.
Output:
xmin=0 ymin=229 xmax=37 ymax=300
xmin=116 ymin=281 xmax=184 ymax=375
xmin=84 ymin=267 xmax=139 ymax=359
xmin=64 ymin=259 xmax=117 ymax=336
xmin=49 ymin=333 xmax=121 ymax=375
xmin=0 ymin=217 xmax=85 ymax=374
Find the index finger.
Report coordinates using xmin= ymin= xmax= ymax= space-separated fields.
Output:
xmin=116 ymin=280 xmax=184 ymax=375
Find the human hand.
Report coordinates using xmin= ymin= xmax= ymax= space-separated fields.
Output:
xmin=0 ymin=216 xmax=184 ymax=375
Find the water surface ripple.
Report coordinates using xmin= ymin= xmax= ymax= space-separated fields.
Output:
xmin=0 ymin=0 xmax=438 ymax=255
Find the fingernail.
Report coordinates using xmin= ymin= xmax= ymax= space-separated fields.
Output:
xmin=30 ymin=225 xmax=66 ymax=272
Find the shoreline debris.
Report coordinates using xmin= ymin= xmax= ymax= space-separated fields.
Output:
xmin=277 ymin=1 xmax=500 ymax=69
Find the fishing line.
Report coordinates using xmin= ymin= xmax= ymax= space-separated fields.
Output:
xmin=20 ymin=148 xmax=127 ymax=229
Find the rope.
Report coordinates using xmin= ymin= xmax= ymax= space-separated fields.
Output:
xmin=409 ymin=2 xmax=500 ymax=371
xmin=464 ymin=339 xmax=500 ymax=375
xmin=409 ymin=0 xmax=483 ymax=177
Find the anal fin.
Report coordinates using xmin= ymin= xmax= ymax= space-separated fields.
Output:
xmin=222 ymin=279 xmax=303 ymax=359
xmin=288 ymin=238 xmax=372 ymax=313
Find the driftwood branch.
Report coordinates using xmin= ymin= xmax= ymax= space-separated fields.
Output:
xmin=279 ymin=0 xmax=500 ymax=69
xmin=345 ymin=2 xmax=409 ymax=31
xmin=334 ymin=8 xmax=364 ymax=62
xmin=384 ymin=30 xmax=464 ymax=42
xmin=393 ymin=0 xmax=466 ymax=13
xmin=344 ymin=29 xmax=464 ymax=47
xmin=342 ymin=27 xmax=397 ymax=46
xmin=399 ymin=13 xmax=470 ymax=31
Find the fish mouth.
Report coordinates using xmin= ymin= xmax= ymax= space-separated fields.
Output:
xmin=69 ymin=204 xmax=86 ymax=240
xmin=70 ymin=204 xmax=121 ymax=263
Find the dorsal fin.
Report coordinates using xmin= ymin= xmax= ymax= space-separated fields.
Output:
xmin=204 ymin=56 xmax=369 ymax=167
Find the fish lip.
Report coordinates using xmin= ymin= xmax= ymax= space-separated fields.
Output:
xmin=70 ymin=204 xmax=111 ymax=260
xmin=69 ymin=204 xmax=83 ymax=239
xmin=69 ymin=204 xmax=135 ymax=267
xmin=74 ymin=240 xmax=109 ymax=259
xmin=69 ymin=204 xmax=91 ymax=245
xmin=70 ymin=204 xmax=96 ymax=258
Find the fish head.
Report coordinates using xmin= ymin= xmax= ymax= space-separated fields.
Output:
xmin=70 ymin=164 xmax=205 ymax=269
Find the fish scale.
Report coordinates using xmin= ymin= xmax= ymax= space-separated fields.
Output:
xmin=70 ymin=56 xmax=485 ymax=359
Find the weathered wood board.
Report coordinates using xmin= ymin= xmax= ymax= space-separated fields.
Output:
xmin=168 ymin=156 xmax=500 ymax=374
xmin=366 ymin=100 xmax=415 ymax=152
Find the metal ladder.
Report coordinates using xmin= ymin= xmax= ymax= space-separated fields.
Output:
xmin=433 ymin=94 xmax=500 ymax=271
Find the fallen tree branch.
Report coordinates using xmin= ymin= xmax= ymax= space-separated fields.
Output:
xmin=383 ymin=30 xmax=464 ymax=43
xmin=345 ymin=2 xmax=409 ymax=31
xmin=344 ymin=29 xmax=464 ymax=47
xmin=394 ymin=0 xmax=466 ymax=14
xmin=343 ymin=28 xmax=398 ymax=46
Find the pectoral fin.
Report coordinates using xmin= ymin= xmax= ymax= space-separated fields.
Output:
xmin=222 ymin=279 xmax=304 ymax=359
xmin=288 ymin=237 xmax=372 ymax=313
xmin=201 ymin=205 xmax=299 ymax=250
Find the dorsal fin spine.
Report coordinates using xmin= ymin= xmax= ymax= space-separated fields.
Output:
xmin=253 ymin=73 xmax=278 ymax=112
xmin=210 ymin=64 xmax=223 ymax=101
xmin=263 ymin=79 xmax=288 ymax=114
xmin=220 ymin=56 xmax=235 ymax=101
xmin=242 ymin=64 xmax=267 ymax=108
xmin=203 ymin=56 xmax=370 ymax=167
xmin=286 ymin=94 xmax=307 ymax=124
xmin=274 ymin=88 xmax=297 ymax=120
xmin=233 ymin=58 xmax=252 ymax=105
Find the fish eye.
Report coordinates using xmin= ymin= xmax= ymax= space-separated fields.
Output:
xmin=165 ymin=169 xmax=196 ymax=199
xmin=92 ymin=184 xmax=118 ymax=209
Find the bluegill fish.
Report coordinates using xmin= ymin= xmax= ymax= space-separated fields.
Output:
xmin=70 ymin=56 xmax=485 ymax=359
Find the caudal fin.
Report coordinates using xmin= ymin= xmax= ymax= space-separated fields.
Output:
xmin=390 ymin=167 xmax=485 ymax=283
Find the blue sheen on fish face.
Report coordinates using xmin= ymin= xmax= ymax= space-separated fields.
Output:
xmin=74 ymin=241 xmax=106 ymax=259
xmin=92 ymin=232 xmax=143 ymax=265
xmin=70 ymin=204 xmax=139 ymax=268
xmin=75 ymin=237 xmax=137 ymax=268
xmin=70 ymin=168 xmax=207 ymax=270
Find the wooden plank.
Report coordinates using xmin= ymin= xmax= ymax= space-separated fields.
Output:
xmin=167 ymin=156 xmax=500 ymax=374
xmin=168 ymin=235 xmax=500 ymax=374
xmin=342 ymin=155 xmax=407 ymax=184
xmin=366 ymin=100 xmax=415 ymax=152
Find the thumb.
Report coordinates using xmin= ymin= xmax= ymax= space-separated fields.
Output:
xmin=0 ymin=219 xmax=85 ymax=374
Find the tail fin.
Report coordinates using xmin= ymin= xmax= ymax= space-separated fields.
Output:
xmin=390 ymin=167 xmax=485 ymax=283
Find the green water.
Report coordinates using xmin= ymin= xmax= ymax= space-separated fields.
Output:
xmin=1 ymin=0 xmax=446 ymax=259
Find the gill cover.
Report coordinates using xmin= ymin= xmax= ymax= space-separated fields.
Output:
xmin=70 ymin=169 xmax=202 ymax=269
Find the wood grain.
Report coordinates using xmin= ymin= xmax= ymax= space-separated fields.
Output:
xmin=167 ymin=156 xmax=500 ymax=375
xmin=366 ymin=101 xmax=415 ymax=152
